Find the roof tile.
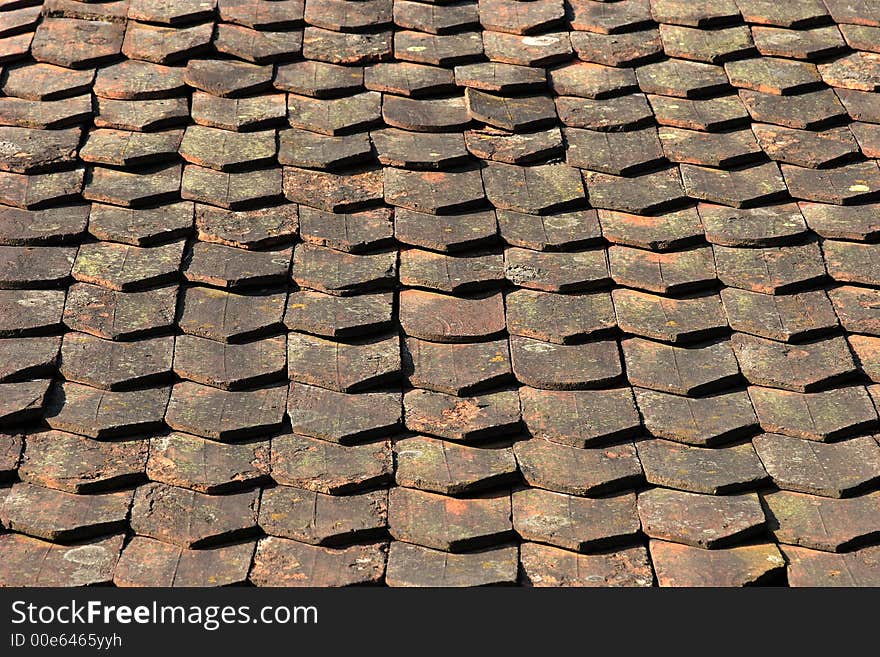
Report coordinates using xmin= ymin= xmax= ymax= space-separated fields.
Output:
xmin=783 ymin=544 xmax=880 ymax=587
xmin=404 ymin=336 xmax=512 ymax=395
xmin=284 ymin=290 xmax=394 ymax=338
xmin=115 ymin=536 xmax=254 ymax=587
xmin=520 ymin=542 xmax=653 ymax=586
xmin=63 ymin=283 xmax=178 ymax=340
xmin=60 ymin=332 xmax=174 ymax=390
xmin=250 ymin=537 xmax=387 ymax=586
xmin=721 ymin=287 xmax=838 ymax=342
xmin=505 ymin=288 xmax=615 ymax=343
xmin=650 ymin=540 xmax=785 ymax=586
xmin=635 ymin=387 xmax=758 ymax=445
xmin=287 ymin=382 xmax=401 ymax=443
xmin=386 ymin=542 xmax=518 ymax=587
xmin=404 ymin=388 xmax=521 ymax=441
xmin=173 ymin=334 xmax=287 ymax=390
xmin=0 ymin=533 xmax=123 ymax=586
xmin=622 ymin=337 xmax=741 ymax=396
xmin=612 ymin=289 xmax=728 ymax=344
xmin=45 ymin=381 xmax=170 ymax=438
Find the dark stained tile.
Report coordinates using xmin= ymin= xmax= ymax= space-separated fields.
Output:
xmin=114 ymin=536 xmax=254 ymax=587
xmin=72 ymin=240 xmax=185 ymax=291
xmin=147 ymin=432 xmax=269 ymax=494
xmin=0 ymin=533 xmax=123 ymax=586
xmin=638 ymin=489 xmax=765 ymax=548
xmin=395 ymin=207 xmax=498 ymax=253
xmin=128 ymin=0 xmax=217 ymax=25
xmin=550 ymin=61 xmax=637 ymax=99
xmin=763 ymin=490 xmax=880 ymax=552
xmin=287 ymin=382 xmax=401 ymax=444
xmin=680 ymin=162 xmax=788 ymax=208
xmin=184 ymin=243 xmax=292 ymax=289
xmin=650 ymin=540 xmax=785 ymax=586
xmin=173 ymin=334 xmax=287 ymax=390
xmin=292 ymin=243 xmax=395 ymax=296
xmin=483 ymin=163 xmax=585 ymax=214
xmin=288 ymin=92 xmax=382 ymax=136
xmin=622 ymin=337 xmax=740 ymax=396
xmin=754 ymin=433 xmax=880 ymax=498
xmin=565 ymin=127 xmax=664 ymax=176
xmin=483 ymin=30 xmax=571 ymax=67
xmin=284 ymin=290 xmax=393 ymax=339
xmin=400 ymin=289 xmax=504 ymax=342
xmin=44 ymin=382 xmax=170 ymax=438
xmin=658 ymin=126 xmax=761 ymax=168
xmin=636 ymin=58 xmax=730 ymax=98
xmin=0 ymin=336 xmax=61 ymax=382
xmin=191 ymin=92 xmax=287 ymax=132
xmin=19 ymin=430 xmax=147 ymax=493
xmin=782 ymin=161 xmax=880 ymax=204
xmin=749 ymin=385 xmax=879 ymax=442
xmin=130 ymin=482 xmax=259 ymax=548
xmin=498 ymin=208 xmax=601 ymax=251
xmin=195 ymin=204 xmax=298 ymax=250
xmin=597 ymin=207 xmax=704 ymax=251
xmin=283 ymin=167 xmax=383 ymax=212
xmin=63 ymin=283 xmax=178 ymax=340
xmin=513 ymin=488 xmax=639 ymax=551
xmin=0 ymin=245 xmax=76 ymax=289
xmin=698 ymin=202 xmax=807 ymax=247
xmin=823 ymin=0 xmax=880 ymax=26
xmin=570 ymin=28 xmax=662 ymax=68
xmin=0 ymin=432 xmax=22 ymax=479
xmin=394 ymin=30 xmax=483 ymax=66
xmin=403 ymin=336 xmax=512 ymax=395
xmin=506 ymin=289 xmax=615 ymax=343
xmin=0 ymin=289 xmax=65 ymax=337
xmin=0 ymin=126 xmax=80 ymax=174
xmin=734 ymin=0 xmax=829 ymax=28
xmin=824 ymin=240 xmax=880 ymax=286
xmin=0 ymin=168 xmax=84 ymax=209
xmin=60 ymin=332 xmax=173 ymax=390
xmin=277 ymin=60 xmax=362 ymax=98
xmin=400 ymin=248 xmax=503 ymax=294
xmin=466 ymin=88 xmax=556 ymax=132
xmin=372 ymin=129 xmax=470 ymax=169
xmin=721 ymin=287 xmax=838 ymax=342
xmin=250 ymin=537 xmax=387 ymax=586
xmin=464 ymin=126 xmax=563 ymax=164
xmin=394 ymin=0 xmax=480 ymax=35
xmin=404 ymin=388 xmax=521 ymax=442
xmin=612 ymin=289 xmax=728 ymax=344
xmin=659 ymin=24 xmax=754 ymax=64
xmin=259 ymin=486 xmax=387 ymax=545
xmin=382 ymin=94 xmax=470 ymax=132
xmin=733 ymin=331 xmax=856 ymax=392
xmin=388 ymin=487 xmax=512 ymax=551
xmin=214 ymin=24 xmax=303 ymax=64
xmin=649 ymin=93 xmax=749 ymax=131
xmin=455 ymin=61 xmax=545 ymax=93
xmin=609 ymin=245 xmax=716 ymax=295
xmin=80 ymin=128 xmax=184 ymax=167
xmin=837 ymin=88 xmax=880 ymax=123
xmin=395 ymin=435 xmax=517 ymax=495
xmin=180 ymin=126 xmax=277 ymax=172
xmin=218 ymin=0 xmax=304 ymax=29
xmin=557 ymin=94 xmax=653 ymax=131
xmin=852 ymin=122 xmax=880 ymax=158
xmin=165 ymin=381 xmax=287 ymax=441
xmin=585 ymin=167 xmax=687 ymax=214
xmin=713 ymin=241 xmax=827 ymax=294
xmin=301 ymin=27 xmax=392 ymax=66
xmin=0 ymin=94 xmax=93 ymax=130
xmin=636 ymin=438 xmax=768 ymax=494
xmin=184 ymin=58 xmax=273 ymax=98
xmin=568 ymin=0 xmax=653 ymax=33
xmin=740 ymin=88 xmax=847 ymax=130
xmin=85 ymin=163 xmax=181 ymax=208
xmin=306 ymin=0 xmax=391 ymax=31
xmin=520 ymin=386 xmax=641 ymax=447
xmin=520 ymin=542 xmax=653 ymax=587
xmin=95 ymin=96 xmax=190 ymax=132
xmin=122 ymin=20 xmax=213 ymax=65
xmin=386 ymin=542 xmax=518 ymax=587
xmin=510 ymin=336 xmax=622 ymax=390
xmin=0 ymin=205 xmax=89 ymax=246
xmin=783 ymin=545 xmax=880 ymax=587
xmin=93 ymin=60 xmax=186 ymax=100
xmin=479 ymin=0 xmax=563 ymax=35
xmin=514 ymin=438 xmax=643 ymax=497
xmin=31 ymin=18 xmax=124 ymax=68
xmin=179 ymin=286 xmax=286 ymax=343
xmin=271 ymin=432 xmax=392 ymax=494
xmin=0 ymin=379 xmax=51 ymax=426
xmin=1 ymin=482 xmax=131 ymax=542
xmin=384 ymin=168 xmax=485 ymax=214
xmin=635 ymin=387 xmax=758 ymax=446
xmin=287 ymin=331 xmax=400 ymax=393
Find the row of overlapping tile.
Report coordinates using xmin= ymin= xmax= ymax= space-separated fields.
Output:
xmin=0 ymin=0 xmax=879 ymax=586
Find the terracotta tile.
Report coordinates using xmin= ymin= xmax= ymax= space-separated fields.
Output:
xmin=0 ymin=94 xmax=93 ymax=130
xmin=570 ymin=28 xmax=662 ymax=68
xmin=851 ymin=121 xmax=880 ymax=158
xmin=218 ymin=0 xmax=304 ymax=29
xmin=850 ymin=335 xmax=880 ymax=381
xmin=400 ymin=289 xmax=504 ymax=342
xmin=302 ymin=27 xmax=392 ymax=66
xmin=752 ymin=25 xmax=845 ymax=60
xmin=0 ymin=168 xmax=84 ymax=209
xmin=0 ymin=126 xmax=80 ymax=174
xmin=505 ymin=246 xmax=609 ymax=292
xmin=271 ymin=432 xmax=392 ymax=494
xmin=505 ymin=289 xmax=615 ymax=343
xmin=394 ymin=30 xmax=483 ymax=66
xmin=1 ymin=63 xmax=94 ymax=100
xmin=373 ymin=128 xmax=469 ymax=170
xmin=388 ymin=487 xmax=513 ymax=551
xmin=365 ymin=61 xmax=455 ymax=97
xmin=465 ymin=88 xmax=556 ymax=132
xmin=250 ymin=537 xmax=387 ymax=586
xmin=128 ymin=0 xmax=217 ymax=25
xmin=612 ymin=289 xmax=728 ymax=344
xmin=636 ymin=59 xmax=730 ymax=98
xmin=658 ymin=126 xmax=760 ymax=168
xmin=609 ymin=245 xmax=716 ymax=295
xmin=0 ymin=379 xmax=51 ymax=426
xmin=734 ymin=0 xmax=829 ymax=28
xmin=288 ymin=91 xmax=382 ymax=136
xmin=93 ymin=60 xmax=186 ymax=100
xmin=394 ymin=0 xmax=479 ymax=35
xmin=823 ymin=0 xmax=880 ymax=26
xmin=568 ymin=0 xmax=653 ymax=33
xmin=680 ymin=162 xmax=788 ymax=208
xmin=85 ymin=163 xmax=181 ymax=208
xmin=638 ymin=489 xmax=765 ymax=548
xmin=183 ymin=165 xmax=283 ymax=210
xmin=287 ymin=382 xmax=401 ymax=444
xmin=404 ymin=388 xmax=521 ymax=441
xmin=818 ymin=52 xmax=880 ymax=92
xmin=306 ymin=0 xmax=391 ymax=30
xmin=520 ymin=386 xmax=641 ymax=447
xmin=713 ymin=241 xmax=827 ymax=294
xmin=0 ymin=336 xmax=61 ymax=382
xmin=115 ymin=536 xmax=254 ymax=587
xmin=180 ymin=125 xmax=276 ymax=172
xmin=557 ymin=94 xmax=653 ymax=131
xmin=403 ymin=337 xmax=512 ymax=395
xmin=622 ymin=337 xmax=741 ymax=396
xmin=184 ymin=58 xmax=273 ymax=97
xmin=191 ymin=92 xmax=287 ymax=132
xmin=185 ymin=243 xmax=291 ymax=289
xmin=72 ymin=240 xmax=185 ymax=291
xmin=510 ymin=336 xmax=622 ymax=390
xmin=783 ymin=544 xmax=880 ymax=587
xmin=292 ymin=243 xmax=395 ymax=295
xmin=287 ymin=331 xmax=399 ymax=392
xmin=0 ymin=245 xmax=75 ymax=288
xmin=95 ymin=96 xmax=190 ymax=132
xmin=515 ymin=438 xmax=643 ymax=497
xmin=283 ymin=167 xmax=382 ymax=212
xmin=520 ymin=542 xmax=653 ymax=587
xmin=179 ymin=286 xmax=286 ymax=342
xmin=0 ymin=289 xmax=65 ymax=337
xmin=385 ymin=168 xmax=485 ymax=214
xmin=0 ymin=533 xmax=123 ymax=586
xmin=479 ymin=0 xmax=564 ymax=35
xmin=636 ymin=438 xmax=768 ymax=494
xmin=828 ymin=285 xmax=880 ymax=336
xmin=215 ymin=24 xmax=303 ymax=64
xmin=740 ymin=88 xmax=847 ymax=130
xmin=60 ymin=332 xmax=173 ymax=390
xmin=825 ymin=240 xmax=880 ymax=286
xmin=173 ymin=334 xmax=287 ymax=390
xmin=660 ymin=24 xmax=754 ymax=63
xmin=721 ymin=287 xmax=838 ymax=342
xmin=400 ymin=249 xmax=503 ymax=294
xmin=395 ymin=207 xmax=498 ymax=252
xmin=585 ymin=167 xmax=687 ymax=214
xmin=122 ymin=20 xmax=213 ymax=64
xmin=0 ymin=205 xmax=89 ymax=246
xmin=387 ymin=542 xmax=518 ymax=587
xmin=565 ymin=126 xmax=664 ymax=175
xmin=550 ymin=61 xmax=638 ymax=99
xmin=130 ymin=482 xmax=259 ymax=548
xmin=382 ymin=94 xmax=469 ymax=132
xmin=698 ymin=202 xmax=807 ymax=247
xmin=63 ymin=283 xmax=178 ymax=340
xmin=497 ymin=208 xmax=601 ymax=251
xmin=455 ymin=62 xmax=545 ymax=93
xmin=650 ymin=0 xmax=740 ymax=27
xmin=840 ymin=24 xmax=880 ymax=53
xmin=650 ymin=540 xmax=785 ymax=586
xmin=649 ymin=93 xmax=749 ymax=131
xmin=80 ymin=128 xmax=184 ymax=167
xmin=395 ymin=435 xmax=517 ymax=495
xmin=752 ymin=123 xmax=858 ymax=168
xmin=483 ymin=31 xmax=572 ymax=67
xmin=284 ymin=290 xmax=394 ymax=339
xmin=195 ymin=203 xmax=298 ymax=250
xmin=597 ymin=207 xmax=704 ymax=251
xmin=782 ymin=161 xmax=880 ymax=204
xmin=513 ymin=488 xmax=639 ymax=551
xmin=31 ymin=18 xmax=124 ymax=68
xmin=465 ymin=126 xmax=563 ymax=164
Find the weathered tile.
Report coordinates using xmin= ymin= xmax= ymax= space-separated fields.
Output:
xmin=520 ymin=387 xmax=641 ymax=447
xmin=506 ymin=290 xmax=615 ymax=344
xmin=44 ymin=382 xmax=170 ymax=438
xmin=179 ymin=286 xmax=286 ymax=342
xmin=609 ymin=245 xmax=716 ymax=295
xmin=680 ymin=162 xmax=788 ymax=208
xmin=179 ymin=125 xmax=276 ymax=172
xmin=384 ymin=168 xmax=485 ymax=214
xmin=0 ymin=168 xmax=84 ymax=209
xmin=403 ymin=337 xmax=512 ymax=396
xmin=283 ymin=167 xmax=383 ymax=213
xmin=648 ymin=93 xmax=749 ymax=131
xmin=19 ymin=429 xmax=147 ymax=493
xmin=0 ymin=126 xmax=80 ymax=174
xmin=394 ymin=30 xmax=484 ymax=66
xmin=388 ymin=487 xmax=512 ymax=551
xmin=372 ymin=129 xmax=469 ymax=170
xmin=660 ymin=24 xmax=753 ymax=63
xmin=80 ymin=128 xmax=184 ymax=167
xmin=95 ymin=96 xmax=190 ymax=132
xmin=395 ymin=207 xmax=498 ymax=252
xmin=184 ymin=243 xmax=292 ymax=289
xmin=455 ymin=61 xmax=545 ymax=93
xmin=0 ymin=245 xmax=76 ymax=288
xmin=218 ymin=0 xmax=304 ymax=29
xmin=215 ymin=24 xmax=303 ymax=64
xmin=128 ymin=0 xmax=217 ymax=25
xmin=278 ymin=129 xmax=372 ymax=171
xmin=399 ymin=249 xmax=503 ymax=294
xmin=483 ymin=30 xmax=571 ymax=67
xmin=570 ymin=28 xmax=662 ymax=67
xmin=658 ymin=126 xmax=762 ymax=168
xmin=721 ymin=287 xmax=838 ymax=342
xmin=121 ymin=20 xmax=213 ymax=64
xmin=63 ymin=283 xmax=178 ymax=340
xmin=302 ymin=27 xmax=392 ymax=66
xmin=557 ymin=94 xmax=653 ymax=131
xmin=182 ymin=165 xmax=283 ymax=209
xmin=130 ymin=482 xmax=259 ymax=548
xmin=734 ymin=0 xmax=829 ymax=28
xmin=85 ymin=163 xmax=181 ymax=208
xmin=698 ymin=202 xmax=807 ymax=247
xmin=837 ymin=88 xmax=880 ymax=123
xmin=0 ymin=336 xmax=60 ymax=382
xmin=497 ymin=209 xmax=601 ymax=251
xmin=726 ymin=57 xmax=821 ymax=95
xmin=749 ymin=385 xmax=879 ymax=441
xmin=287 ymin=331 xmax=399 ymax=393
xmin=1 ymin=482 xmax=131 ymax=541
xmin=515 ymin=438 xmax=642 ymax=497
xmin=173 ymin=334 xmax=287 ymax=390
xmin=32 ymin=18 xmax=124 ymax=68
xmin=165 ymin=381 xmax=287 ymax=441
xmin=510 ymin=336 xmax=622 ymax=390
xmin=271 ymin=432 xmax=392 ymax=494
xmin=93 ymin=60 xmax=186 ymax=100
xmin=72 ymin=240 xmax=184 ymax=291
xmin=565 ymin=127 xmax=664 ymax=176
xmin=404 ymin=389 xmax=521 ymax=442
xmin=382 ymin=95 xmax=470 ymax=132
xmin=740 ymin=88 xmax=847 ymax=130
xmin=636 ymin=59 xmax=730 ymax=98
xmin=250 ymin=537 xmax=387 ymax=586
xmin=260 ymin=486 xmax=387 ymax=545
xmin=400 ymin=289 xmax=505 ymax=342
xmin=597 ymin=207 xmax=703 ymax=251
xmin=824 ymin=240 xmax=880 ymax=286
xmin=852 ymin=121 xmax=880 ymax=158
xmin=195 ymin=204 xmax=298 ymax=250
xmin=650 ymin=540 xmax=785 ymax=586
xmin=284 ymin=290 xmax=393 ymax=339
xmin=763 ymin=490 xmax=880 ymax=552
xmin=277 ymin=60 xmax=363 ymax=98
xmin=184 ymin=58 xmax=273 ymax=97
xmin=636 ymin=438 xmax=768 ymax=494
xmin=520 ymin=542 xmax=653 ymax=587
xmin=0 ymin=533 xmax=123 ymax=586
xmin=395 ymin=435 xmax=516 ymax=495
xmin=713 ymin=241 xmax=827 ymax=294
xmin=364 ymin=61 xmax=455 ymax=96
xmin=466 ymin=88 xmax=556 ymax=132
xmin=292 ymin=243 xmax=395 ymax=296
xmin=0 ymin=379 xmax=50 ymax=426
xmin=829 ymin=285 xmax=880 ymax=336
xmin=0 ymin=205 xmax=89 ymax=246
xmin=549 ymin=61 xmax=637 ymax=99
xmin=464 ymin=126 xmax=563 ymax=164
xmin=513 ymin=489 xmax=639 ymax=552
xmin=818 ymin=52 xmax=880 ymax=92
xmin=0 ymin=94 xmax=92 ymax=130
xmin=0 ymin=289 xmax=65 ymax=337
xmin=612 ymin=289 xmax=727 ymax=344
xmin=287 ymin=382 xmax=401 ymax=444
xmin=2 ymin=62 xmax=94 ymax=101
xmin=622 ymin=337 xmax=740 ymax=396
xmin=783 ymin=545 xmax=880 ymax=587
xmin=850 ymin=335 xmax=880 ymax=381
xmin=147 ymin=432 xmax=270 ymax=494
xmin=823 ymin=0 xmax=880 ymax=26
xmin=585 ymin=167 xmax=687 ymax=214
xmin=386 ymin=542 xmax=518 ymax=587
xmin=505 ymin=247 xmax=609 ymax=292
xmin=754 ymin=433 xmax=880 ymax=498
xmin=191 ymin=92 xmax=287 ymax=132
xmin=60 ymin=333 xmax=174 ymax=390
xmin=114 ymin=536 xmax=254 ymax=587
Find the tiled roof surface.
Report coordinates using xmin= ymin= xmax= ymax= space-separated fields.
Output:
xmin=1 ymin=0 xmax=880 ymax=587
